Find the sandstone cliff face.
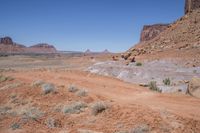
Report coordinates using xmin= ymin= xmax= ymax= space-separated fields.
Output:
xmin=0 ymin=37 xmax=57 ymax=54
xmin=185 ymin=0 xmax=200 ymax=14
xmin=140 ymin=24 xmax=169 ymax=42
xmin=28 ymin=43 xmax=57 ymax=53
xmin=123 ymin=9 xmax=200 ymax=66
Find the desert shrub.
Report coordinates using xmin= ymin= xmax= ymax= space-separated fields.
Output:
xmin=91 ymin=101 xmax=108 ymax=115
xmin=63 ymin=102 xmax=87 ymax=114
xmin=148 ymin=81 xmax=161 ymax=92
xmin=10 ymin=123 xmax=20 ymax=130
xmin=76 ymin=89 xmax=88 ymax=97
xmin=22 ymin=107 xmax=44 ymax=121
xmin=68 ymin=84 xmax=79 ymax=92
xmin=136 ymin=62 xmax=142 ymax=66
xmin=163 ymin=78 xmax=171 ymax=86
xmin=129 ymin=124 xmax=149 ymax=133
xmin=32 ymin=80 xmax=45 ymax=87
xmin=42 ymin=83 xmax=56 ymax=94
xmin=0 ymin=75 xmax=14 ymax=82
xmin=193 ymin=70 xmax=197 ymax=74
xmin=45 ymin=118 xmax=61 ymax=128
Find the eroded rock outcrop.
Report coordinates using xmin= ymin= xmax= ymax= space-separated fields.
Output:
xmin=188 ymin=77 xmax=200 ymax=98
xmin=0 ymin=37 xmax=57 ymax=54
xmin=28 ymin=43 xmax=57 ymax=53
xmin=140 ymin=24 xmax=169 ymax=42
xmin=0 ymin=37 xmax=13 ymax=45
xmin=185 ymin=0 xmax=200 ymax=14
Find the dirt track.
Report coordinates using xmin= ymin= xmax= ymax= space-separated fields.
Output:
xmin=8 ymin=70 xmax=200 ymax=120
xmin=1 ymin=69 xmax=200 ymax=132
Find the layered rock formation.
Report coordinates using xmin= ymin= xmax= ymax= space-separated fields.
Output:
xmin=0 ymin=37 xmax=13 ymax=44
xmin=140 ymin=24 xmax=169 ymax=42
xmin=123 ymin=1 xmax=200 ymax=66
xmin=185 ymin=0 xmax=200 ymax=14
xmin=0 ymin=37 xmax=57 ymax=54
xmin=28 ymin=43 xmax=57 ymax=53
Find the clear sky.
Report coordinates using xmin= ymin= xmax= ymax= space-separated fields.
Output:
xmin=0 ymin=0 xmax=184 ymax=52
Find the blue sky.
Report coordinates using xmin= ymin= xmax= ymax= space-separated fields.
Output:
xmin=0 ymin=0 xmax=184 ymax=52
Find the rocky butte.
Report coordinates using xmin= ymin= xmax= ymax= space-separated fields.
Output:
xmin=0 ymin=37 xmax=57 ymax=54
xmin=185 ymin=0 xmax=200 ymax=14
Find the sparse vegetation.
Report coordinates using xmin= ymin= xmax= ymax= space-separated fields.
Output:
xmin=68 ymin=84 xmax=79 ymax=92
xmin=76 ymin=89 xmax=88 ymax=97
xmin=163 ymin=78 xmax=171 ymax=86
xmin=22 ymin=107 xmax=44 ymax=121
xmin=129 ymin=124 xmax=149 ymax=133
xmin=148 ymin=81 xmax=161 ymax=92
xmin=42 ymin=83 xmax=56 ymax=94
xmin=136 ymin=62 xmax=142 ymax=66
xmin=0 ymin=75 xmax=14 ymax=82
xmin=91 ymin=101 xmax=108 ymax=115
xmin=45 ymin=118 xmax=61 ymax=128
xmin=10 ymin=123 xmax=20 ymax=130
xmin=63 ymin=102 xmax=87 ymax=114
xmin=32 ymin=80 xmax=45 ymax=87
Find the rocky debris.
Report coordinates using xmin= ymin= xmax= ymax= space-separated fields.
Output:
xmin=188 ymin=77 xmax=200 ymax=98
xmin=124 ymin=8 xmax=200 ymax=65
xmin=0 ymin=37 xmax=13 ymax=44
xmin=185 ymin=0 xmax=200 ymax=14
xmin=87 ymin=60 xmax=200 ymax=93
xmin=140 ymin=24 xmax=169 ymax=42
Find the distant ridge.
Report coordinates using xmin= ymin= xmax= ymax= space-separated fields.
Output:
xmin=0 ymin=36 xmax=57 ymax=54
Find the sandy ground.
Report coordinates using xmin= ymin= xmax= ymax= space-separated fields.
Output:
xmin=0 ymin=54 xmax=200 ymax=133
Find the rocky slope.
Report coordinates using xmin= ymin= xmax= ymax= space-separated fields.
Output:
xmin=123 ymin=8 xmax=200 ymax=66
xmin=185 ymin=0 xmax=200 ymax=14
xmin=140 ymin=24 xmax=169 ymax=42
xmin=0 ymin=37 xmax=57 ymax=54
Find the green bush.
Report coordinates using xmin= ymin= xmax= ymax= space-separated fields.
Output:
xmin=76 ymin=89 xmax=88 ymax=97
xmin=163 ymin=78 xmax=171 ymax=86
xmin=91 ymin=101 xmax=108 ymax=115
xmin=136 ymin=62 xmax=142 ymax=66
xmin=42 ymin=83 xmax=56 ymax=94
xmin=68 ymin=84 xmax=79 ymax=92
xmin=148 ymin=81 xmax=161 ymax=92
xmin=10 ymin=123 xmax=20 ymax=130
xmin=63 ymin=102 xmax=87 ymax=114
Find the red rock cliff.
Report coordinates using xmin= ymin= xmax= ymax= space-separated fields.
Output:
xmin=185 ymin=0 xmax=200 ymax=14
xmin=140 ymin=24 xmax=169 ymax=42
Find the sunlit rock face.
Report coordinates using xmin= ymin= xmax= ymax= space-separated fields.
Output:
xmin=185 ymin=0 xmax=200 ymax=14
xmin=140 ymin=24 xmax=169 ymax=42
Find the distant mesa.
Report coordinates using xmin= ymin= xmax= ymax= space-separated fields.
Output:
xmin=140 ymin=24 xmax=169 ymax=42
xmin=0 ymin=36 xmax=13 ymax=45
xmin=185 ymin=0 xmax=200 ymax=14
xmin=30 ymin=43 xmax=56 ymax=49
xmin=102 ymin=49 xmax=110 ymax=53
xmin=0 ymin=36 xmax=57 ymax=54
xmin=85 ymin=49 xmax=92 ymax=53
xmin=28 ymin=43 xmax=57 ymax=53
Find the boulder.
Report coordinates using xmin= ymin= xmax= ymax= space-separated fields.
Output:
xmin=188 ymin=77 xmax=200 ymax=98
